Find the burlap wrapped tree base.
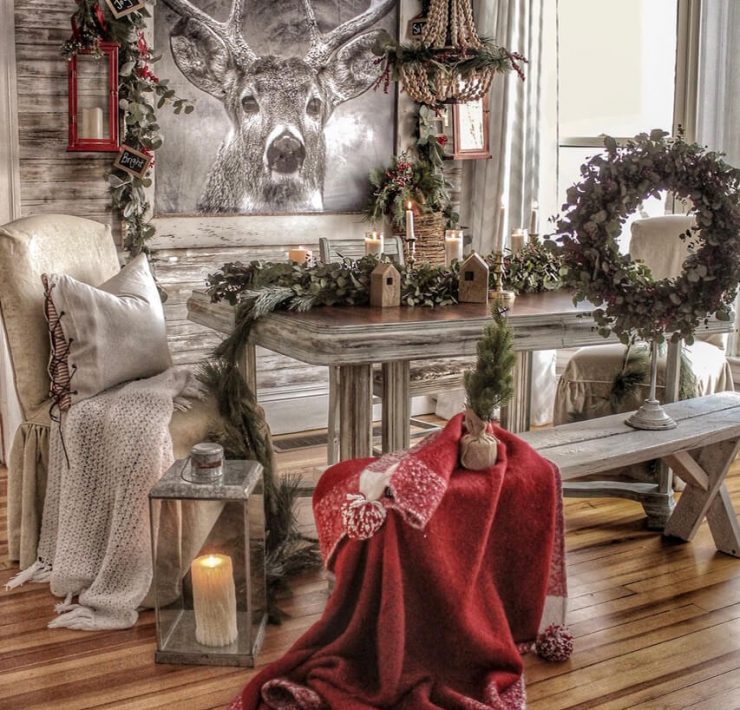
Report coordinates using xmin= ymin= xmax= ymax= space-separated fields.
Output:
xmin=405 ymin=211 xmax=446 ymax=266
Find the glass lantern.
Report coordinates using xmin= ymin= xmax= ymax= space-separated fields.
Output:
xmin=67 ymin=41 xmax=119 ymax=152
xmin=148 ymin=458 xmax=267 ymax=666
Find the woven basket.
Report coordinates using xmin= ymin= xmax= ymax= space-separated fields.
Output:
xmin=405 ymin=211 xmax=446 ymax=266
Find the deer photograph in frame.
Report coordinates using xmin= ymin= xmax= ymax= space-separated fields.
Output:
xmin=154 ymin=0 xmax=398 ymax=216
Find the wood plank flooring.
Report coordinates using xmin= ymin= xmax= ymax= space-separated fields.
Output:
xmin=1 ymin=440 xmax=739 ymax=709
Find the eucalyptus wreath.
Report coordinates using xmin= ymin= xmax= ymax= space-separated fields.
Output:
xmin=557 ymin=130 xmax=740 ymax=344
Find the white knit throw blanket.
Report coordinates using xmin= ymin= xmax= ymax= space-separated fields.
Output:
xmin=7 ymin=367 xmax=203 ymax=630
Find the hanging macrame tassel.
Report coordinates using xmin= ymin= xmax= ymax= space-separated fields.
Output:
xmin=4 ymin=559 xmax=53 ymax=590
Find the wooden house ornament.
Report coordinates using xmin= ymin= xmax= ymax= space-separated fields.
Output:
xmin=458 ymin=253 xmax=489 ymax=304
xmin=370 ymin=262 xmax=401 ymax=308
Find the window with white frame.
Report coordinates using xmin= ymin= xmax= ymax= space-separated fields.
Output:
xmin=557 ymin=0 xmax=680 ymax=247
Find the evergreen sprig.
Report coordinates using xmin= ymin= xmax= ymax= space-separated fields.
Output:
xmin=62 ymin=0 xmax=194 ymax=259
xmin=464 ymin=311 xmax=516 ymax=422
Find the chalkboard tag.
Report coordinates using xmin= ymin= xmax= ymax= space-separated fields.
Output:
xmin=113 ymin=145 xmax=152 ymax=178
xmin=105 ymin=0 xmax=146 ymax=19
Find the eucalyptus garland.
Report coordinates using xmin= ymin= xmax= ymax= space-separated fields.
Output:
xmin=62 ymin=0 xmax=193 ymax=258
xmin=557 ymin=130 xmax=740 ymax=345
xmin=500 ymin=237 xmax=562 ymax=293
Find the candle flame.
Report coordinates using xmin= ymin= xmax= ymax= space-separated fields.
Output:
xmin=202 ymin=555 xmax=222 ymax=568
xmin=532 ymin=201 xmax=539 ymax=210
xmin=407 ymin=201 xmax=412 ymax=210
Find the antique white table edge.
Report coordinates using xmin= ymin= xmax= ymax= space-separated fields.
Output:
xmin=187 ymin=289 xmax=732 ymax=527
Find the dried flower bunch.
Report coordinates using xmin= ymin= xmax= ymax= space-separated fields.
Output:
xmin=557 ymin=130 xmax=740 ymax=344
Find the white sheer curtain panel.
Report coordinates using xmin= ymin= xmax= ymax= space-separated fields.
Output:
xmin=696 ymin=0 xmax=740 ymax=361
xmin=462 ymin=0 xmax=554 ymax=253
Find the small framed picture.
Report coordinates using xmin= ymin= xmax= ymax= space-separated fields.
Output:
xmin=407 ymin=16 xmax=427 ymax=40
xmin=105 ymin=0 xmax=146 ymax=20
xmin=452 ymin=95 xmax=491 ymax=160
xmin=113 ymin=145 xmax=152 ymax=178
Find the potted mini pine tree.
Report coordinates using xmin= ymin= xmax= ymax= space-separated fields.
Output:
xmin=461 ymin=309 xmax=515 ymax=469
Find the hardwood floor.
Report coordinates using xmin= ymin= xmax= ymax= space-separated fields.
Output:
xmin=1 ymin=440 xmax=739 ymax=709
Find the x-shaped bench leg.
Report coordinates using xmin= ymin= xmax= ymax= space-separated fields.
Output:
xmin=662 ymin=438 xmax=740 ymax=557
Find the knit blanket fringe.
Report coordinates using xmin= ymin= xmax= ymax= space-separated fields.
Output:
xmin=5 ymin=367 xmax=203 ymax=631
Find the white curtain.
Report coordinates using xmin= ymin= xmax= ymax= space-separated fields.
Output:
xmin=462 ymin=0 xmax=555 ymax=252
xmin=460 ymin=0 xmax=558 ymax=425
xmin=696 ymin=0 xmax=740 ymax=363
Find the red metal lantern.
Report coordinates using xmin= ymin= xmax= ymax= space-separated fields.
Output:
xmin=67 ymin=41 xmax=119 ymax=152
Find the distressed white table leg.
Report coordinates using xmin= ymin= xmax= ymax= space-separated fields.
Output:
xmin=326 ymin=366 xmax=341 ymax=465
xmin=381 ymin=361 xmax=410 ymax=453
xmin=238 ymin=342 xmax=257 ymax=393
xmin=501 ymin=351 xmax=533 ymax=433
xmin=338 ymin=364 xmax=373 ymax=461
xmin=663 ymin=438 xmax=740 ymax=556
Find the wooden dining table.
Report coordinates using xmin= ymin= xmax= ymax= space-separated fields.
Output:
xmin=187 ymin=289 xmax=731 ymax=461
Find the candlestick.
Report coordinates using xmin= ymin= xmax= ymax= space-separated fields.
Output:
xmin=405 ymin=201 xmax=416 ymax=267
xmin=444 ymin=229 xmax=464 ymax=266
xmin=191 ymin=553 xmax=238 ymax=647
xmin=488 ymin=250 xmax=516 ymax=310
xmin=81 ymin=107 xmax=104 ymax=139
xmin=510 ymin=228 xmax=526 ymax=256
xmin=364 ymin=231 xmax=384 ymax=256
xmin=288 ymin=246 xmax=312 ymax=265
xmin=529 ymin=202 xmax=539 ymax=236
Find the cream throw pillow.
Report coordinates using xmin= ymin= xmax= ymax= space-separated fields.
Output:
xmin=43 ymin=253 xmax=171 ymax=409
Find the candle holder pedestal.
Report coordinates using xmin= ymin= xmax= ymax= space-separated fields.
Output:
xmin=488 ymin=251 xmax=516 ymax=310
xmin=625 ymin=340 xmax=677 ymax=431
xmin=148 ymin=458 xmax=267 ymax=667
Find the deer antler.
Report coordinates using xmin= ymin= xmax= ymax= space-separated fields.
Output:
xmin=301 ymin=0 xmax=396 ymax=67
xmin=162 ymin=0 xmax=257 ymax=65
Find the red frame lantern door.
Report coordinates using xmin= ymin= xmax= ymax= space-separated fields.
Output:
xmin=67 ymin=40 xmax=120 ymax=152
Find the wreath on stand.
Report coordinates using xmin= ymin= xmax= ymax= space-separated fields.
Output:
xmin=558 ymin=130 xmax=740 ymax=346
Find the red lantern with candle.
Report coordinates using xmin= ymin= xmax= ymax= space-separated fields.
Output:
xmin=67 ymin=40 xmax=120 ymax=152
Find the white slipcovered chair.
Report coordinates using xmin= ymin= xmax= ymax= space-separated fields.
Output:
xmin=0 ymin=214 xmax=220 ymax=572
xmin=553 ymin=216 xmax=734 ymax=519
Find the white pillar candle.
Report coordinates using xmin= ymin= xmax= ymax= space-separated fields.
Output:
xmin=80 ymin=107 xmax=104 ymax=139
xmin=364 ymin=231 xmax=384 ymax=256
xmin=496 ymin=198 xmax=506 ymax=253
xmin=288 ymin=246 xmax=312 ymax=265
xmin=405 ymin=202 xmax=415 ymax=241
xmin=191 ymin=553 xmax=238 ymax=647
xmin=444 ymin=229 xmax=464 ymax=266
xmin=529 ymin=202 xmax=539 ymax=235
xmin=510 ymin=228 xmax=527 ymax=256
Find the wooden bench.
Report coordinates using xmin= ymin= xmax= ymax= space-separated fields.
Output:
xmin=520 ymin=392 xmax=740 ymax=557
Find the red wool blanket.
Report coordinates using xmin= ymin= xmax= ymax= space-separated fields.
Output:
xmin=231 ymin=414 xmax=568 ymax=709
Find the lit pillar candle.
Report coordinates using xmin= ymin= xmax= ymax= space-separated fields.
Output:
xmin=496 ymin=198 xmax=506 ymax=253
xmin=191 ymin=553 xmax=238 ymax=647
xmin=405 ymin=201 xmax=415 ymax=241
xmin=364 ymin=231 xmax=384 ymax=256
xmin=529 ymin=202 xmax=539 ymax=235
xmin=80 ymin=107 xmax=104 ymax=139
xmin=444 ymin=229 xmax=463 ymax=266
xmin=510 ymin=228 xmax=526 ymax=256
xmin=288 ymin=246 xmax=312 ymax=265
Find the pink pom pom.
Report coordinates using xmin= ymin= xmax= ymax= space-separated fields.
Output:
xmin=535 ymin=624 xmax=573 ymax=662
xmin=341 ymin=494 xmax=387 ymax=540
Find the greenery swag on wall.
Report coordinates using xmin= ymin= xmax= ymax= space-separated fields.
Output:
xmin=62 ymin=0 xmax=193 ymax=259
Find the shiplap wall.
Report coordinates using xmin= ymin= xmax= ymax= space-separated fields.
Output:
xmin=12 ymin=0 xmax=368 ymax=429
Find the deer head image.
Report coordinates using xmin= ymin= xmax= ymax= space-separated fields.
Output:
xmin=162 ymin=0 xmax=395 ymax=213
